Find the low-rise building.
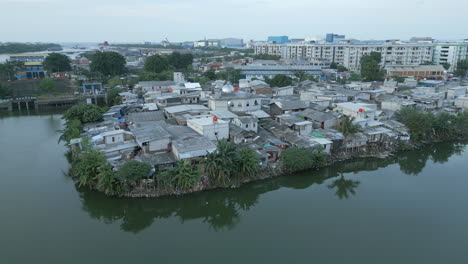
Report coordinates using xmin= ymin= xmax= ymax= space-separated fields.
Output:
xmin=187 ymin=115 xmax=229 ymax=140
xmin=208 ymin=91 xmax=263 ymax=113
xmin=335 ymin=102 xmax=377 ymax=121
xmin=171 ymin=137 xmax=217 ymax=160
xmin=446 ymin=86 xmax=467 ymax=99
xmin=130 ymin=124 xmax=171 ymax=153
xmin=269 ymin=100 xmax=310 ymax=117
xmin=385 ymin=65 xmax=447 ymax=80
xmin=454 ymin=96 xmax=468 ymax=109
xmin=295 ymin=108 xmax=338 ymax=129
xmin=272 ymin=86 xmax=294 ymax=96
xmin=232 ymin=116 xmax=259 ymax=133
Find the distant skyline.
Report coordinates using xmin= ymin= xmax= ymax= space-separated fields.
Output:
xmin=1 ymin=0 xmax=467 ymax=43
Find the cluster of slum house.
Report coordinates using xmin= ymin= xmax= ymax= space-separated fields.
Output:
xmin=71 ymin=75 xmax=468 ymax=172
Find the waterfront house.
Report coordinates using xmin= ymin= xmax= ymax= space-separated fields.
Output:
xmin=171 ymin=137 xmax=217 ymax=160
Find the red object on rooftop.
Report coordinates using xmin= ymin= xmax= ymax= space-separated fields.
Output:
xmin=234 ymin=87 xmax=239 ymax=92
xmin=358 ymin=108 xmax=365 ymax=112
xmin=213 ymin=116 xmax=218 ymax=122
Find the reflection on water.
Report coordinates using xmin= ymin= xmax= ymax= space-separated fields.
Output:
xmin=328 ymin=173 xmax=360 ymax=200
xmin=77 ymin=141 xmax=467 ymax=233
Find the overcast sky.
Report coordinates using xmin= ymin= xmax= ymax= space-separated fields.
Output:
xmin=1 ymin=0 xmax=467 ymax=43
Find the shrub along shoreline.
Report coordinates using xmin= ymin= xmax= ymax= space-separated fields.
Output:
xmin=61 ymin=104 xmax=468 ymax=198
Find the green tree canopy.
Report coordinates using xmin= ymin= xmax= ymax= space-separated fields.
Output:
xmin=0 ymin=83 xmax=13 ymax=98
xmin=281 ymin=147 xmax=326 ymax=172
xmin=39 ymin=78 xmax=56 ymax=96
xmin=58 ymin=119 xmax=82 ymax=144
xmin=291 ymin=70 xmax=307 ymax=82
xmin=172 ymin=160 xmax=200 ymax=190
xmin=0 ymin=62 xmax=20 ymax=81
xmin=335 ymin=115 xmax=362 ymax=143
xmin=266 ymin=74 xmax=293 ymax=87
xmin=330 ymin=62 xmax=338 ymax=69
xmin=215 ymin=68 xmax=245 ymax=84
xmin=167 ymin=52 xmax=193 ymax=70
xmin=455 ymin=60 xmax=468 ymax=77
xmin=107 ymin=88 xmax=123 ymax=106
xmin=116 ymin=160 xmax=153 ymax=182
xmin=144 ymin=55 xmax=169 ymax=73
xmin=106 ymin=76 xmax=123 ymax=88
xmin=442 ymin=63 xmax=451 ymax=70
xmin=337 ymin=65 xmax=348 ymax=72
xmin=396 ymin=107 xmax=435 ymax=141
xmin=393 ymin=76 xmax=405 ymax=83
xmin=90 ymin=52 xmax=126 ymax=76
xmin=70 ymin=147 xmax=107 ymax=188
xmin=203 ymin=70 xmax=216 ymax=80
xmin=63 ymin=104 xmax=104 ymax=124
xmin=43 ymin=53 xmax=72 ymax=72
xmin=253 ymin=54 xmax=281 ymax=60
xmin=360 ymin=52 xmax=385 ymax=82
xmin=203 ymin=140 xmax=259 ymax=187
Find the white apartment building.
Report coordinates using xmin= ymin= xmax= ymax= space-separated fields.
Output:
xmin=433 ymin=43 xmax=468 ymax=72
xmin=254 ymin=43 xmax=434 ymax=71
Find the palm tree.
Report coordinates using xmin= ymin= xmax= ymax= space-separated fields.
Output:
xmin=96 ymin=163 xmax=128 ymax=196
xmin=336 ymin=115 xmax=361 ymax=149
xmin=327 ymin=173 xmax=360 ymax=200
xmin=237 ymin=148 xmax=259 ymax=182
xmin=173 ymin=160 xmax=199 ymax=191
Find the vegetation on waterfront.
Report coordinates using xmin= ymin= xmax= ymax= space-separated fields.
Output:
xmin=334 ymin=115 xmax=362 ymax=148
xmin=281 ymin=147 xmax=327 ymax=172
xmin=0 ymin=83 xmax=13 ymax=98
xmin=0 ymin=43 xmax=61 ymax=54
xmin=70 ymin=138 xmax=129 ymax=196
xmin=63 ymin=104 xmax=105 ymax=124
xmin=39 ymin=78 xmax=56 ymax=97
xmin=397 ymin=108 xmax=468 ymax=141
xmin=203 ymin=140 xmax=260 ymax=187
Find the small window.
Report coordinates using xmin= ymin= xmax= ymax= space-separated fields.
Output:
xmin=254 ymin=100 xmax=259 ymax=105
xmin=238 ymin=102 xmax=242 ymax=107
xmin=214 ymin=132 xmax=218 ymax=136
xmin=246 ymin=124 xmax=249 ymax=128
xmin=112 ymin=137 xmax=115 ymax=142
xmin=246 ymin=101 xmax=250 ymax=107
xmin=253 ymin=123 xmax=256 ymax=127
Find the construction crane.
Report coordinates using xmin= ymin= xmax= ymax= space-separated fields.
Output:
xmin=164 ymin=37 xmax=172 ymax=48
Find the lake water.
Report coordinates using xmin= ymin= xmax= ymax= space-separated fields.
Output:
xmin=1 ymin=111 xmax=467 ymax=264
